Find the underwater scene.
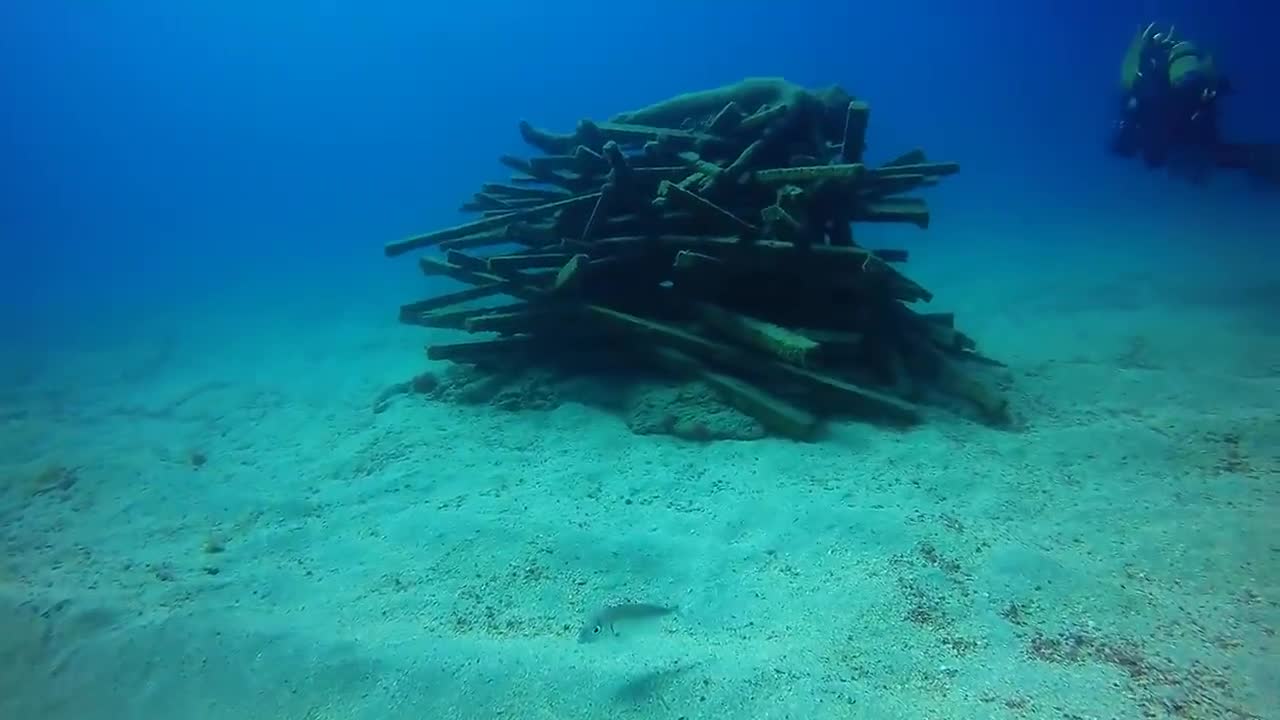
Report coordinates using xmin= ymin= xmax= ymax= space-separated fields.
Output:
xmin=2 ymin=1 xmax=1278 ymax=718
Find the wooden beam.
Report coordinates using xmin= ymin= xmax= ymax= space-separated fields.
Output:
xmin=397 ymin=283 xmax=507 ymax=317
xmin=386 ymin=192 xmax=600 ymax=257
xmin=853 ymin=198 xmax=930 ymax=229
xmin=585 ymin=305 xmax=922 ymax=425
xmin=425 ymin=336 xmax=540 ymax=362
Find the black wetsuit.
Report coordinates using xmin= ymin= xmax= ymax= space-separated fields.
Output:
xmin=1109 ymin=41 xmax=1222 ymax=168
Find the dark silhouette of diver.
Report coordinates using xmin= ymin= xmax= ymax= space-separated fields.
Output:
xmin=1109 ymin=22 xmax=1279 ymax=185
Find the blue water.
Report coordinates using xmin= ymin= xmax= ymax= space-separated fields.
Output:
xmin=5 ymin=1 xmax=1275 ymax=327
xmin=2 ymin=1 xmax=1277 ymax=718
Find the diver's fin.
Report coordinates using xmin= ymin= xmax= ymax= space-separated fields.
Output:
xmin=1215 ymin=143 xmax=1280 ymax=185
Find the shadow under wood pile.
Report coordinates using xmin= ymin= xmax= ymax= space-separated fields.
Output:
xmin=385 ymin=77 xmax=1010 ymax=440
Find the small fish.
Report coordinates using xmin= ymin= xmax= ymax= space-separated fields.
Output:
xmin=577 ymin=602 xmax=677 ymax=644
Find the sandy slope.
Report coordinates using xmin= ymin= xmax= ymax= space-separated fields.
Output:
xmin=2 ymin=242 xmax=1277 ymax=719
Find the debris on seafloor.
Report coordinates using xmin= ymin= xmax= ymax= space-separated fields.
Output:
xmin=384 ymin=77 xmax=1012 ymax=440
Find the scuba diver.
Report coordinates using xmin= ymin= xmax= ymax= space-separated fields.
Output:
xmin=1109 ymin=22 xmax=1279 ymax=184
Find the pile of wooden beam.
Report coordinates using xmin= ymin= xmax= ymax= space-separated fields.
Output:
xmin=384 ymin=77 xmax=1010 ymax=439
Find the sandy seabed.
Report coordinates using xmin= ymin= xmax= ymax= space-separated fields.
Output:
xmin=2 ymin=227 xmax=1277 ymax=720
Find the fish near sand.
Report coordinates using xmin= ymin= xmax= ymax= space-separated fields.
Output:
xmin=577 ymin=602 xmax=677 ymax=644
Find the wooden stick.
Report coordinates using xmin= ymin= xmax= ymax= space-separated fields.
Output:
xmin=882 ymin=149 xmax=927 ymax=167
xmin=595 ymin=121 xmax=722 ymax=147
xmin=754 ymin=164 xmax=865 ymax=184
xmin=858 ymin=174 xmax=929 ymax=198
xmin=479 ymin=182 xmax=571 ymax=201
xmin=465 ymin=307 xmax=567 ymax=334
xmin=853 ymin=198 xmax=930 ymax=229
xmin=651 ymin=347 xmax=820 ymax=440
xmin=866 ymin=162 xmax=959 ymax=179
xmin=401 ymin=302 xmax=526 ymax=330
xmin=487 ymin=252 xmax=576 ymax=273
xmin=553 ymin=254 xmax=590 ymax=294
xmin=840 ymin=101 xmax=870 ymax=164
xmin=656 ymin=180 xmax=759 ymax=236
xmin=418 ymin=257 xmax=545 ymax=301
xmin=706 ymin=101 xmax=745 ymax=135
xmin=397 ymin=283 xmax=507 ymax=316
xmin=692 ymin=302 xmax=822 ymax=368
xmin=386 ymin=192 xmax=600 ymax=257
xmin=437 ymin=221 xmax=559 ymax=251
xmin=426 ymin=336 xmax=539 ymax=362
xmin=585 ymin=305 xmax=922 ymax=425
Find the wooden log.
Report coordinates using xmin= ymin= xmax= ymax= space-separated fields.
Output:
xmin=858 ymin=173 xmax=929 ymax=198
xmin=460 ymin=192 xmax=513 ymax=212
xmin=881 ymin=272 xmax=933 ymax=303
xmin=754 ymin=164 xmax=866 ymax=184
xmin=738 ymin=103 xmax=790 ymax=133
xmin=436 ymin=221 xmax=558 ymax=251
xmin=572 ymin=234 xmax=654 ymax=256
xmin=871 ymin=248 xmax=910 ymax=263
xmin=692 ymin=302 xmax=822 ymax=368
xmin=517 ymin=120 xmax=578 ymax=154
xmin=651 ymin=347 xmax=820 ymax=441
xmin=655 ymin=180 xmax=759 ymax=237
xmin=707 ymin=101 xmax=745 ymax=135
xmin=585 ymin=305 xmax=922 ymax=425
xmin=918 ymin=312 xmax=955 ymax=327
xmin=600 ymin=141 xmax=634 ymax=186
xmin=593 ymin=209 xmax=699 ymax=238
xmin=418 ymin=257 xmax=545 ymax=301
xmin=922 ymin=322 xmax=978 ymax=353
xmin=426 ymin=336 xmax=540 ymax=362
xmin=796 ymin=329 xmax=865 ymax=359
xmin=722 ymin=139 xmax=767 ymax=183
xmin=760 ymin=204 xmax=809 ymax=247
xmin=385 ymin=192 xmax=600 ymax=257
xmin=398 ymin=283 xmax=508 ymax=317
xmin=867 ymin=162 xmax=959 ymax=179
xmin=865 ymin=340 xmax=914 ymax=398
xmin=530 ymin=152 xmax=607 ymax=178
xmin=608 ymin=77 xmax=811 ymax=128
xmin=508 ymin=174 xmax=547 ymax=185
xmin=628 ymin=166 xmax=697 ymax=185
xmin=897 ymin=324 xmax=1008 ymax=425
xmin=446 ymin=251 xmax=559 ymax=291
xmin=465 ymin=307 xmax=567 ymax=334
xmin=487 ymin=252 xmax=577 ymax=273
xmin=553 ymin=254 xmax=590 ymax=294
xmin=673 ymin=151 xmax=724 ymax=194
xmin=840 ymin=101 xmax=870 ymax=163
xmin=402 ymin=302 xmax=526 ymax=330
xmin=480 ymin=183 xmax=571 ymax=202
xmin=595 ymin=121 xmax=722 ymax=148
xmin=519 ymin=117 xmax=726 ymax=151
xmin=499 ymin=155 xmax=588 ymax=190
xmin=940 ymin=366 xmax=1009 ymax=425
xmin=432 ymin=226 xmax=509 ymax=251
xmin=464 ymin=201 xmax=545 ymax=215
xmin=614 ymin=234 xmax=932 ymax=302
xmin=882 ymin=149 xmax=928 ymax=167
xmin=853 ymin=198 xmax=930 ymax=229
xmin=631 ymin=234 xmax=878 ymax=266
xmin=519 ymin=147 xmax=609 ymax=176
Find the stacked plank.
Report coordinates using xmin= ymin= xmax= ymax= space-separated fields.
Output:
xmin=385 ymin=78 xmax=1009 ymax=440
